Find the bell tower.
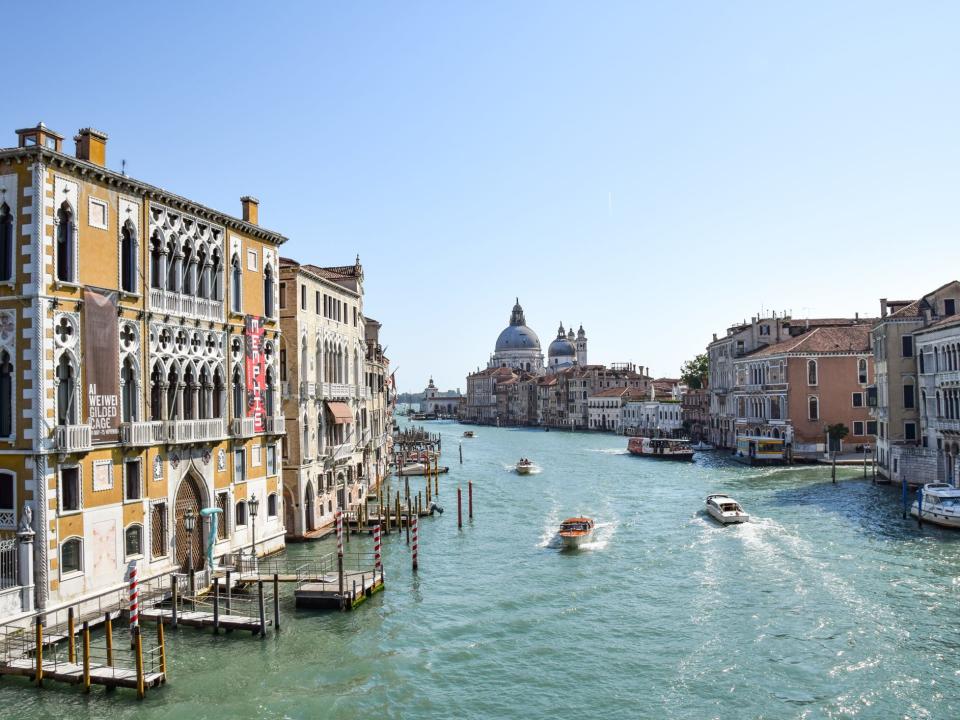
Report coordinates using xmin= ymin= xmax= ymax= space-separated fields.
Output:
xmin=576 ymin=325 xmax=588 ymax=365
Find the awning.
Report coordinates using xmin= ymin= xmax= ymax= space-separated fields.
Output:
xmin=325 ymin=401 xmax=353 ymax=425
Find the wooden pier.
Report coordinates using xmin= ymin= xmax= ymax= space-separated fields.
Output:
xmin=294 ymin=570 xmax=384 ymax=610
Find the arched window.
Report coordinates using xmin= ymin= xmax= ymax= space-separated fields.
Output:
xmin=937 ymin=391 xmax=942 ymax=417
xmin=166 ymin=365 xmax=180 ymax=420
xmin=121 ymin=356 xmax=137 ymax=423
xmin=198 ymin=366 xmax=210 ymax=420
xmin=213 ymin=367 xmax=225 ymax=418
xmin=231 ymin=254 xmax=242 ymax=312
xmin=150 ymin=362 xmax=164 ymax=421
xmin=858 ymin=358 xmax=868 ymax=384
xmin=211 ymin=248 xmax=223 ymax=301
xmin=302 ymin=412 xmax=309 ymax=457
xmin=808 ymin=395 xmax=819 ymax=420
xmin=232 ymin=366 xmax=244 ymax=420
xmin=0 ymin=350 xmax=11 ymax=437
xmin=196 ymin=246 xmax=209 ymax=299
xmin=181 ymin=241 xmax=195 ymax=296
xmin=300 ymin=337 xmax=308 ymax=382
xmin=183 ymin=365 xmax=196 ymax=420
xmin=166 ymin=239 xmax=179 ymax=292
xmin=125 ymin=524 xmax=143 ymax=559
xmin=267 ymin=493 xmax=278 ymax=517
xmin=264 ymin=264 xmax=274 ymax=318
xmin=235 ymin=501 xmax=248 ymax=527
xmin=150 ymin=232 xmax=164 ymax=290
xmin=120 ymin=221 xmax=137 ymax=293
xmin=265 ymin=368 xmax=275 ymax=417
xmin=0 ymin=471 xmax=15 ymax=529
xmin=56 ymin=353 xmax=77 ymax=425
xmin=0 ymin=203 xmax=13 ymax=282
xmin=60 ymin=537 xmax=83 ymax=574
xmin=56 ymin=203 xmax=75 ymax=283
xmin=807 ymin=360 xmax=818 ymax=386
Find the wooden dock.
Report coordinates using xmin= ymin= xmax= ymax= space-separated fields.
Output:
xmin=0 ymin=657 xmax=164 ymax=691
xmin=140 ymin=608 xmax=267 ymax=634
xmin=294 ymin=571 xmax=384 ymax=610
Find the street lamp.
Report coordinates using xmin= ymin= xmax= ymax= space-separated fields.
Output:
xmin=248 ymin=494 xmax=260 ymax=559
xmin=184 ymin=508 xmax=196 ymax=598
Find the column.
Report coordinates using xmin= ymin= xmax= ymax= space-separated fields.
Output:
xmin=17 ymin=516 xmax=35 ymax=613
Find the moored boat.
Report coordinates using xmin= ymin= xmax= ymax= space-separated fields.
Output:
xmin=399 ymin=463 xmax=450 ymax=476
xmin=705 ymin=494 xmax=749 ymax=524
xmin=558 ymin=517 xmax=595 ymax=549
xmin=627 ymin=437 xmax=694 ymax=461
xmin=910 ymin=483 xmax=960 ymax=528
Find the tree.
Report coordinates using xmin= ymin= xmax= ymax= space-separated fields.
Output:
xmin=680 ymin=353 xmax=708 ymax=389
xmin=826 ymin=423 xmax=849 ymax=442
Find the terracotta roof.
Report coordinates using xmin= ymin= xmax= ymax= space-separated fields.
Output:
xmin=591 ymin=387 xmax=629 ymax=398
xmin=747 ymin=325 xmax=871 ymax=357
xmin=917 ymin=313 xmax=960 ymax=333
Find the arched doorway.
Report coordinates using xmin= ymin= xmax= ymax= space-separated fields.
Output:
xmin=304 ymin=480 xmax=316 ymax=532
xmin=175 ymin=473 xmax=205 ymax=571
xmin=283 ymin=487 xmax=295 ymax=534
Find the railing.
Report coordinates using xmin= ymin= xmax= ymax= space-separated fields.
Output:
xmin=265 ymin=415 xmax=285 ymax=434
xmin=331 ymin=443 xmax=353 ymax=461
xmin=300 ymin=382 xmax=316 ymax=400
xmin=149 ymin=287 xmax=224 ymax=323
xmin=932 ymin=418 xmax=960 ymax=432
xmin=231 ymin=417 xmax=256 ymax=438
xmin=936 ymin=370 xmax=960 ymax=385
xmin=166 ymin=418 xmax=226 ymax=444
xmin=121 ymin=421 xmax=165 ymax=446
xmin=0 ymin=539 xmax=16 ymax=590
xmin=55 ymin=424 xmax=93 ymax=453
xmin=324 ymin=383 xmax=353 ymax=399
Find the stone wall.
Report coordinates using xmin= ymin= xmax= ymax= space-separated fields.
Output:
xmin=891 ymin=445 xmax=939 ymax=486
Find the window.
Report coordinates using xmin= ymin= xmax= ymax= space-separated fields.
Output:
xmin=120 ymin=221 xmax=137 ymax=293
xmin=124 ymin=459 xmax=141 ymax=501
xmin=60 ymin=537 xmax=82 ymax=575
xmin=151 ymin=502 xmax=168 ymax=559
xmin=945 ymin=299 xmax=956 ymax=316
xmin=905 ymin=422 xmax=917 ymax=441
xmin=121 ymin=356 xmax=138 ymax=423
xmin=903 ymin=385 xmax=915 ymax=409
xmin=232 ymin=366 xmax=244 ymax=419
xmin=0 ymin=472 xmax=14 ymax=529
xmin=267 ymin=444 xmax=277 ymax=476
xmin=759 ymin=325 xmax=770 ymax=336
xmin=56 ymin=203 xmax=75 ymax=283
xmin=853 ymin=421 xmax=865 ymax=436
xmin=279 ymin=282 xmax=286 ymax=309
xmin=264 ymin=264 xmax=274 ymax=317
xmin=125 ymin=525 xmax=143 ymax=559
xmin=919 ymin=351 xmax=925 ymax=374
xmin=0 ymin=203 xmax=12 ymax=282
xmin=216 ymin=492 xmax=229 ymax=540
xmin=60 ymin=466 xmax=80 ymax=512
xmin=858 ymin=358 xmax=867 ymax=384
xmin=280 ymin=349 xmax=287 ymax=382
xmin=247 ymin=249 xmax=258 ymax=272
xmin=252 ymin=444 xmax=262 ymax=467
xmin=235 ymin=500 xmax=248 ymax=527
xmin=902 ymin=335 xmax=913 ymax=358
xmin=234 ymin=448 xmax=246 ymax=483
xmin=300 ymin=284 xmax=306 ymax=310
xmin=808 ymin=395 xmax=819 ymax=420
xmin=231 ymin=254 xmax=242 ymax=312
xmin=0 ymin=350 xmax=11 ymax=437
xmin=852 ymin=392 xmax=864 ymax=408
xmin=56 ymin=353 xmax=77 ymax=425
xmin=267 ymin=493 xmax=278 ymax=517
xmin=315 ymin=291 xmax=321 ymax=314
xmin=212 ymin=248 xmax=223 ymax=301
xmin=867 ymin=420 xmax=878 ymax=435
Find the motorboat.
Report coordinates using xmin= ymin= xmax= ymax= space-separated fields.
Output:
xmin=463 ymin=431 xmax=475 ymax=438
xmin=910 ymin=483 xmax=960 ymax=528
xmin=691 ymin=441 xmax=715 ymax=451
xmin=705 ymin=494 xmax=749 ymax=524
xmin=515 ymin=459 xmax=536 ymax=475
xmin=558 ymin=517 xmax=595 ymax=549
xmin=398 ymin=463 xmax=450 ymax=477
xmin=627 ymin=437 xmax=694 ymax=461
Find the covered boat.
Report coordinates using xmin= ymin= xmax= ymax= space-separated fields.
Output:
xmin=558 ymin=517 xmax=595 ymax=549
xmin=705 ymin=494 xmax=749 ymax=524
xmin=627 ymin=437 xmax=694 ymax=461
xmin=910 ymin=483 xmax=960 ymax=528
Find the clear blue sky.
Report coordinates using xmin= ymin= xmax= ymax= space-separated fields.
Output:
xmin=6 ymin=2 xmax=960 ymax=392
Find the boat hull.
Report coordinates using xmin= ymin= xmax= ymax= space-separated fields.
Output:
xmin=560 ymin=533 xmax=592 ymax=549
xmin=707 ymin=507 xmax=749 ymax=524
xmin=910 ymin=505 xmax=960 ymax=529
xmin=515 ymin=466 xmax=534 ymax=475
xmin=627 ymin=449 xmax=694 ymax=461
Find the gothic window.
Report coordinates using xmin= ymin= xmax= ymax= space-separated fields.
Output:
xmin=199 ymin=366 xmax=210 ymax=420
xmin=56 ymin=353 xmax=77 ymax=425
xmin=231 ymin=254 xmax=242 ymax=313
xmin=121 ymin=356 xmax=138 ymax=423
xmin=56 ymin=203 xmax=75 ymax=283
xmin=150 ymin=232 xmax=164 ymax=289
xmin=858 ymin=358 xmax=867 ymax=384
xmin=300 ymin=337 xmax=308 ymax=382
xmin=214 ymin=367 xmax=225 ymax=418
xmin=197 ymin=246 xmax=209 ymax=299
xmin=808 ymin=395 xmax=819 ymax=420
xmin=0 ymin=471 xmax=13 ymax=529
xmin=232 ymin=366 xmax=244 ymax=419
xmin=183 ymin=365 xmax=196 ymax=420
xmin=807 ymin=360 xmax=818 ymax=386
xmin=265 ymin=367 xmax=275 ymax=417
xmin=182 ymin=241 xmax=195 ymax=296
xmin=264 ymin=263 xmax=274 ymax=318
xmin=302 ymin=412 xmax=310 ymax=456
xmin=211 ymin=248 xmax=223 ymax=301
xmin=0 ymin=203 xmax=12 ymax=282
xmin=121 ymin=221 xmax=137 ymax=293
xmin=166 ymin=239 xmax=179 ymax=293
xmin=167 ymin=365 xmax=180 ymax=420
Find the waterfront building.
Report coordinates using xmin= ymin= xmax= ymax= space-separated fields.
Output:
xmin=362 ymin=316 xmax=391 ymax=490
xmin=278 ymin=257 xmax=376 ymax=539
xmin=464 ymin=366 xmax=515 ymax=423
xmin=869 ymin=282 xmax=960 ymax=483
xmin=623 ymin=398 xmax=684 ymax=437
xmin=0 ymin=122 xmax=286 ymax=617
xmin=588 ymin=387 xmax=647 ymax=432
xmin=681 ymin=386 xmax=710 ymax=442
xmin=419 ymin=377 xmax=462 ymax=416
xmin=730 ymin=322 xmax=874 ymax=458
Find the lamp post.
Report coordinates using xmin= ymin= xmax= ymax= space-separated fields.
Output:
xmin=184 ymin=508 xmax=196 ymax=600
xmin=248 ymin=494 xmax=260 ymax=559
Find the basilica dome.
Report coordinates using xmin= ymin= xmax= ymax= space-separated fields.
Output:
xmin=548 ymin=323 xmax=576 ymax=359
xmin=494 ymin=300 xmax=541 ymax=353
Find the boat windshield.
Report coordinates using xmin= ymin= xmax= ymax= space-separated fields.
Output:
xmin=940 ymin=497 xmax=960 ymax=507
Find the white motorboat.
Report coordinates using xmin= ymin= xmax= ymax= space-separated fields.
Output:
xmin=705 ymin=494 xmax=749 ymax=524
xmin=515 ymin=459 xmax=536 ymax=475
xmin=910 ymin=483 xmax=960 ymax=528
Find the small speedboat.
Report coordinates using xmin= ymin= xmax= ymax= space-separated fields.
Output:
xmin=910 ymin=483 xmax=960 ymax=528
xmin=558 ymin=517 xmax=595 ymax=549
xmin=706 ymin=494 xmax=749 ymax=524
xmin=463 ymin=431 xmax=475 ymax=438
xmin=515 ymin=459 xmax=535 ymax=475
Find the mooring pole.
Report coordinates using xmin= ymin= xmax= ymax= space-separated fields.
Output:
xmin=34 ymin=615 xmax=43 ymax=686
xmin=406 ymin=498 xmax=411 ymax=545
xmin=157 ymin=618 xmax=167 ymax=679
xmin=105 ymin=612 xmax=114 ymax=665
xmin=226 ymin=569 xmax=232 ymax=615
xmin=135 ymin=627 xmax=145 ymax=699
xmin=917 ymin=487 xmax=924 ymax=528
xmin=832 ymin=452 xmax=837 ymax=484
xmin=82 ymin=622 xmax=91 ymax=692
xmin=863 ymin=444 xmax=868 ymax=478
xmin=170 ymin=575 xmax=179 ymax=628
xmin=902 ymin=476 xmax=909 ymax=519
xmin=469 ymin=481 xmax=473 ymax=520
xmin=67 ymin=607 xmax=75 ymax=663
xmin=459 ymin=441 xmax=463 ymax=464
xmin=412 ymin=514 xmax=419 ymax=572
xmin=337 ymin=510 xmax=345 ymax=610
xmin=257 ymin=580 xmax=267 ymax=636
xmin=457 ymin=487 xmax=463 ymax=529
xmin=213 ymin=578 xmax=220 ymax=633
xmin=273 ymin=573 xmax=280 ymax=632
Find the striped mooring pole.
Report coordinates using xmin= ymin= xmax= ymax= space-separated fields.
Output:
xmin=374 ymin=523 xmax=382 ymax=575
xmin=412 ymin=515 xmax=419 ymax=572
xmin=336 ymin=510 xmax=345 ymax=607
xmin=128 ymin=560 xmax=139 ymax=647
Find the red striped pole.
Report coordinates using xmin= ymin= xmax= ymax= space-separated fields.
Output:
xmin=373 ymin=523 xmax=382 ymax=574
xmin=336 ymin=511 xmax=344 ymax=607
xmin=128 ymin=560 xmax=139 ymax=640
xmin=412 ymin=515 xmax=418 ymax=572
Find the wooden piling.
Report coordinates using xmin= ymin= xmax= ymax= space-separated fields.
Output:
xmin=157 ymin=619 xmax=166 ymax=679
xmin=457 ymin=486 xmax=462 ymax=529
xmin=406 ymin=497 xmax=411 ymax=545
xmin=469 ymin=481 xmax=473 ymax=520
xmin=82 ymin=622 xmax=91 ymax=692
xmin=105 ymin=612 xmax=114 ymax=665
xmin=273 ymin=573 xmax=280 ymax=631
xmin=35 ymin=615 xmax=43 ymax=686
xmin=395 ymin=491 xmax=401 ymax=531
xmin=213 ymin=578 xmax=220 ymax=633
xmin=171 ymin=575 xmax=179 ymax=628
xmin=352 ymin=579 xmax=357 ymax=608
xmin=134 ymin=627 xmax=145 ymax=699
xmin=459 ymin=442 xmax=463 ymax=464
xmin=67 ymin=607 xmax=76 ymax=663
xmin=226 ymin=569 xmax=232 ymax=615
xmin=258 ymin=580 xmax=267 ymax=636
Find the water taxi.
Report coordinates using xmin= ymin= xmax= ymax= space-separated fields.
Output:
xmin=558 ymin=517 xmax=595 ymax=549
xmin=733 ymin=436 xmax=786 ymax=465
xmin=463 ymin=431 xmax=475 ymax=438
xmin=516 ymin=459 xmax=536 ymax=475
xmin=910 ymin=484 xmax=960 ymax=528
xmin=705 ymin=494 xmax=749 ymax=524
xmin=627 ymin=437 xmax=694 ymax=461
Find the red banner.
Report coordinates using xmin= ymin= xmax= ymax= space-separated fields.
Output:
xmin=245 ymin=315 xmax=266 ymax=432
xmin=84 ymin=288 xmax=120 ymax=443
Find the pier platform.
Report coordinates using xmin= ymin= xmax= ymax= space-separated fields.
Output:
xmin=0 ymin=657 xmax=164 ymax=691
xmin=294 ymin=571 xmax=384 ymax=610
xmin=140 ymin=608 xmax=267 ymax=634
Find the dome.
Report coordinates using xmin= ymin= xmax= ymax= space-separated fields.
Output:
xmin=495 ymin=324 xmax=541 ymax=352
xmin=548 ymin=323 xmax=576 ymax=358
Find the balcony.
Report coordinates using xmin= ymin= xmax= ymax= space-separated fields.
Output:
xmin=936 ymin=370 xmax=960 ymax=385
xmin=165 ymin=418 xmax=226 ymax=444
xmin=931 ymin=418 xmax=960 ymax=433
xmin=149 ymin=288 xmax=224 ymax=323
xmin=231 ymin=417 xmax=256 ymax=438
xmin=331 ymin=443 xmax=354 ymax=462
xmin=300 ymin=381 xmax=316 ymax=400
xmin=323 ymin=383 xmax=354 ymax=399
xmin=265 ymin=415 xmax=286 ymax=435
xmin=55 ymin=424 xmax=92 ymax=453
xmin=121 ymin=421 xmax=165 ymax=446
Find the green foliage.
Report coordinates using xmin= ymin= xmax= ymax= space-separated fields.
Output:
xmin=826 ymin=423 xmax=850 ymax=440
xmin=680 ymin=354 xmax=708 ymax=389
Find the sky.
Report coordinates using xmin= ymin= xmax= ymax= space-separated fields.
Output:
xmin=5 ymin=2 xmax=960 ymax=392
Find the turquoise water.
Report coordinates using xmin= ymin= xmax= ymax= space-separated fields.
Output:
xmin=5 ymin=419 xmax=960 ymax=719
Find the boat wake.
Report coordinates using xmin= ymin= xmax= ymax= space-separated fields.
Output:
xmin=587 ymin=448 xmax=629 ymax=455
xmin=505 ymin=464 xmax=542 ymax=474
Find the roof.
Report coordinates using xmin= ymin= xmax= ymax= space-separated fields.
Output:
xmin=591 ymin=387 xmax=628 ymax=398
xmin=746 ymin=325 xmax=871 ymax=357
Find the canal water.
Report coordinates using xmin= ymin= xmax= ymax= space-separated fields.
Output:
xmin=5 ymin=419 xmax=960 ymax=719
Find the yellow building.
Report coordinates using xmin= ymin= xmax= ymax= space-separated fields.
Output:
xmin=0 ymin=123 xmax=286 ymax=615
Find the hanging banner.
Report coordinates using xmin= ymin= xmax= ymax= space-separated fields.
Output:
xmin=245 ymin=315 xmax=266 ymax=432
xmin=84 ymin=287 xmax=120 ymax=443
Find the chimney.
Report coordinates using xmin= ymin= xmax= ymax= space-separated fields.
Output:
xmin=16 ymin=122 xmax=63 ymax=152
xmin=855 ymin=312 xmax=859 ymax=321
xmin=241 ymin=196 xmax=259 ymax=225
xmin=880 ymin=298 xmax=888 ymax=318
xmin=74 ymin=128 xmax=108 ymax=166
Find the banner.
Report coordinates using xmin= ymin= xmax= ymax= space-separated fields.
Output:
xmin=245 ymin=315 xmax=266 ymax=432
xmin=84 ymin=288 xmax=120 ymax=443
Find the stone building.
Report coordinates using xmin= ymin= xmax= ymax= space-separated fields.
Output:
xmin=419 ymin=377 xmax=462 ymax=416
xmin=681 ymin=387 xmax=710 ymax=443
xmin=0 ymin=123 xmax=286 ymax=616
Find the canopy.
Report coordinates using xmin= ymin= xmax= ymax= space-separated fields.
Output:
xmin=325 ymin=401 xmax=353 ymax=425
